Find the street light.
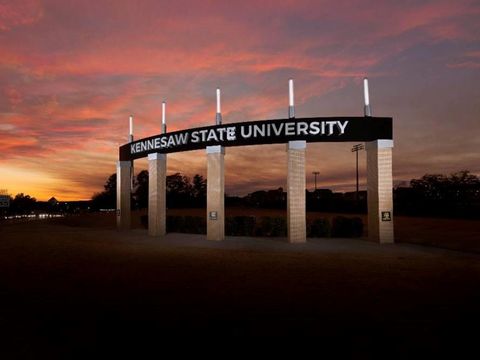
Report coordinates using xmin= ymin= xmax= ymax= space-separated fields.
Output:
xmin=351 ymin=144 xmax=364 ymax=202
xmin=312 ymin=171 xmax=320 ymax=191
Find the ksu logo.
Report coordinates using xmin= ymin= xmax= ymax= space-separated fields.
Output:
xmin=381 ymin=211 xmax=392 ymax=221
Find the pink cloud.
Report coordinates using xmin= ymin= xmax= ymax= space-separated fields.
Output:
xmin=0 ymin=0 xmax=43 ymax=31
xmin=448 ymin=49 xmax=480 ymax=69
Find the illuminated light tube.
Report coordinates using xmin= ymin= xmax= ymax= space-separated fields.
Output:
xmin=162 ymin=102 xmax=166 ymax=125
xmin=289 ymin=79 xmax=294 ymax=106
xmin=129 ymin=115 xmax=134 ymax=142
xmin=288 ymin=79 xmax=295 ymax=118
xmin=363 ymin=77 xmax=372 ymax=117
xmin=216 ymin=88 xmax=222 ymax=125
xmin=363 ymin=78 xmax=370 ymax=106
xmin=216 ymin=88 xmax=221 ymax=114
xmin=162 ymin=101 xmax=167 ymax=133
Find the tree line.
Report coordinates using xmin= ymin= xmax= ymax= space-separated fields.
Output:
xmin=91 ymin=171 xmax=207 ymax=210
xmin=395 ymin=170 xmax=479 ymax=218
xmin=90 ymin=169 xmax=479 ymax=219
xmin=2 ymin=170 xmax=478 ymax=219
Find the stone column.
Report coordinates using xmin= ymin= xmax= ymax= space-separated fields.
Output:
xmin=116 ymin=160 xmax=131 ymax=230
xmin=206 ymin=145 xmax=225 ymax=241
xmin=148 ymin=153 xmax=166 ymax=237
xmin=287 ymin=140 xmax=306 ymax=243
xmin=366 ymin=140 xmax=394 ymax=243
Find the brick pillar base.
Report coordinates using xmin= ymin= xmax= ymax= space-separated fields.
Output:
xmin=206 ymin=146 xmax=225 ymax=241
xmin=287 ymin=141 xmax=306 ymax=243
xmin=148 ymin=153 xmax=166 ymax=237
xmin=366 ymin=140 xmax=394 ymax=243
xmin=116 ymin=161 xmax=131 ymax=230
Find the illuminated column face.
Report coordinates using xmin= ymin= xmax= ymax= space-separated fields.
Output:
xmin=287 ymin=140 xmax=306 ymax=243
xmin=148 ymin=153 xmax=166 ymax=237
xmin=286 ymin=79 xmax=305 ymax=243
xmin=366 ymin=140 xmax=394 ymax=243
xmin=206 ymin=145 xmax=225 ymax=241
xmin=116 ymin=161 xmax=131 ymax=230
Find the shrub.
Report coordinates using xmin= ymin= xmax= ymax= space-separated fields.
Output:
xmin=166 ymin=215 xmax=184 ymax=232
xmin=226 ymin=216 xmax=256 ymax=236
xmin=255 ymin=216 xmax=271 ymax=236
xmin=147 ymin=214 xmax=364 ymax=238
xmin=307 ymin=218 xmax=330 ymax=238
xmin=255 ymin=216 xmax=287 ymax=237
xmin=183 ymin=215 xmax=206 ymax=234
xmin=270 ymin=217 xmax=287 ymax=237
xmin=331 ymin=216 xmax=363 ymax=237
xmin=140 ymin=215 xmax=148 ymax=229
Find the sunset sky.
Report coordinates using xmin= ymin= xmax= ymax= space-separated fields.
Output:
xmin=1 ymin=0 xmax=479 ymax=200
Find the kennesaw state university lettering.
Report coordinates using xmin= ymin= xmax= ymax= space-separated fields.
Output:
xmin=130 ymin=120 xmax=349 ymax=154
xmin=119 ymin=117 xmax=392 ymax=161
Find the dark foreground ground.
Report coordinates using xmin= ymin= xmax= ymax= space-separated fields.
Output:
xmin=1 ymin=219 xmax=479 ymax=357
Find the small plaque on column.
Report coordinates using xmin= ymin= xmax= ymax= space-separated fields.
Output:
xmin=381 ymin=211 xmax=392 ymax=221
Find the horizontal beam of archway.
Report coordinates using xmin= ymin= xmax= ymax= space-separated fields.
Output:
xmin=119 ymin=116 xmax=392 ymax=161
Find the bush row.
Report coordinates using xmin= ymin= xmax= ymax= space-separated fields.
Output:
xmin=141 ymin=215 xmax=364 ymax=238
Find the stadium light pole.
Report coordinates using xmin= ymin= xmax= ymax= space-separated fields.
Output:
xmin=351 ymin=144 xmax=364 ymax=202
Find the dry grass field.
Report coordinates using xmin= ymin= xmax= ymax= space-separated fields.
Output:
xmin=0 ymin=210 xmax=479 ymax=356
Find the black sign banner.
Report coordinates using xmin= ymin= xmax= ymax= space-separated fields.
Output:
xmin=119 ymin=116 xmax=392 ymax=161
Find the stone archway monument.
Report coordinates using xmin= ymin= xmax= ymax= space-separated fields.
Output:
xmin=117 ymin=80 xmax=394 ymax=244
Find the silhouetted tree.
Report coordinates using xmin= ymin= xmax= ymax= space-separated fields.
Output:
xmin=167 ymin=173 xmax=191 ymax=193
xmin=10 ymin=193 xmax=37 ymax=214
xmin=129 ymin=171 xmax=206 ymax=209
xmin=192 ymin=174 xmax=206 ymax=207
xmin=91 ymin=169 xmax=479 ymax=219
xmin=104 ymin=173 xmax=117 ymax=194
xmin=245 ymin=188 xmax=285 ymax=208
xmin=91 ymin=173 xmax=116 ymax=210
xmin=134 ymin=170 xmax=149 ymax=209
xmin=396 ymin=170 xmax=480 ymax=218
xmin=167 ymin=173 xmax=192 ymax=208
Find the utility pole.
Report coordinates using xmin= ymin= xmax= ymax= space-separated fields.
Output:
xmin=312 ymin=171 xmax=320 ymax=191
xmin=351 ymin=144 xmax=364 ymax=202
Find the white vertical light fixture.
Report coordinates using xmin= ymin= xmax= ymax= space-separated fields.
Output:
xmin=162 ymin=101 xmax=167 ymax=134
xmin=216 ymin=88 xmax=222 ymax=125
xmin=364 ymin=77 xmax=372 ymax=117
xmin=129 ymin=115 xmax=134 ymax=142
xmin=288 ymin=79 xmax=295 ymax=119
